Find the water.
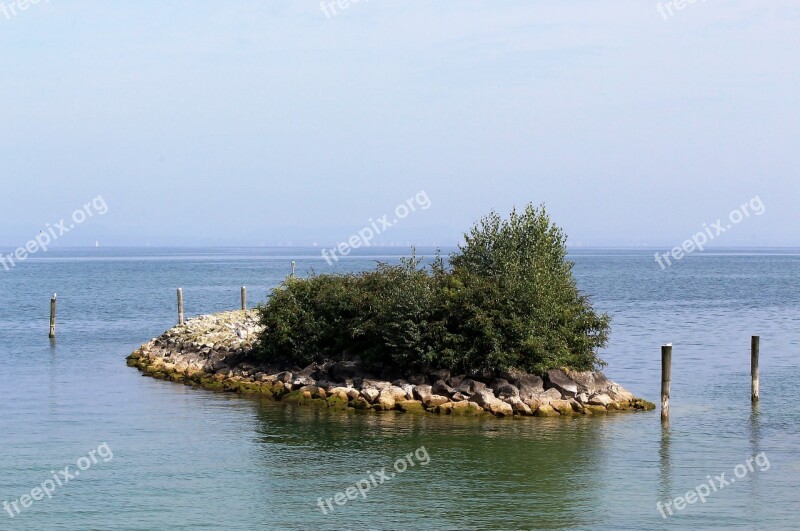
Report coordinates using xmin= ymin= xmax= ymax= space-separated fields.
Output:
xmin=1 ymin=247 xmax=798 ymax=530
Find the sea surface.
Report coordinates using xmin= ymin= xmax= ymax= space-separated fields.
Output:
xmin=1 ymin=247 xmax=798 ymax=530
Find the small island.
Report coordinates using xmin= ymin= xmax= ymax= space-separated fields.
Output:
xmin=127 ymin=204 xmax=654 ymax=417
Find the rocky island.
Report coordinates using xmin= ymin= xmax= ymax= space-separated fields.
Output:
xmin=126 ymin=310 xmax=654 ymax=417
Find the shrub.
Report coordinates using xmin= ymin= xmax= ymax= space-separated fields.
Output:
xmin=256 ymin=204 xmax=610 ymax=375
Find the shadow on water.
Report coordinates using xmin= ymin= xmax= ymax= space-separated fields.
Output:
xmin=247 ymin=399 xmax=634 ymax=529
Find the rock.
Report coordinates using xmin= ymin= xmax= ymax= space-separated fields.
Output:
xmin=550 ymin=400 xmax=575 ymax=416
xmin=428 ymin=369 xmax=450 ymax=384
xmin=535 ymin=405 xmax=560 ymax=417
xmin=538 ymin=388 xmax=563 ymax=404
xmin=514 ymin=374 xmax=545 ymax=401
xmin=387 ymin=385 xmax=408 ymax=402
xmin=292 ymin=375 xmax=316 ymax=387
xmin=352 ymin=397 xmax=372 ymax=410
xmin=360 ymin=388 xmax=380 ymax=403
xmin=592 ymin=372 xmax=612 ymax=394
xmin=413 ymin=384 xmax=433 ymax=402
xmin=566 ymin=370 xmax=597 ymax=395
xmin=373 ymin=389 xmax=397 ymax=411
xmin=397 ymin=400 xmax=425 ymax=413
xmin=588 ymin=393 xmax=613 ymax=406
xmin=493 ymin=382 xmax=520 ymax=400
xmin=469 ymin=389 xmax=513 ymax=417
xmin=432 ymin=380 xmax=454 ymax=397
xmin=451 ymin=392 xmax=469 ymax=402
xmin=454 ymin=378 xmax=486 ymax=396
xmin=577 ymin=393 xmax=589 ymax=404
xmin=274 ymin=371 xmax=293 ymax=384
xmin=490 ymin=378 xmax=510 ymax=393
xmin=508 ymin=397 xmax=533 ymax=416
xmin=447 ymin=374 xmax=465 ymax=388
xmin=545 ymin=369 xmax=578 ymax=397
xmin=407 ymin=373 xmax=427 ymax=385
xmin=423 ymin=394 xmax=450 ymax=408
xmin=583 ymin=405 xmax=608 ymax=414
xmin=607 ymin=385 xmax=635 ymax=402
xmin=569 ymin=398 xmax=584 ymax=413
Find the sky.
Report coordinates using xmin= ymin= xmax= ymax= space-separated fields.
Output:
xmin=0 ymin=0 xmax=798 ymax=248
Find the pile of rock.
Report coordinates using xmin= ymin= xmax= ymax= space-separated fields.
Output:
xmin=127 ymin=311 xmax=654 ymax=417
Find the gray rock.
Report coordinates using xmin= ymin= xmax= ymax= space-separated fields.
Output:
xmin=545 ymin=369 xmax=578 ymax=397
xmin=413 ymin=384 xmax=433 ymax=402
xmin=447 ymin=374 xmax=466 ymax=388
xmin=454 ymin=378 xmax=486 ymax=396
xmin=361 ymin=388 xmax=380 ymax=403
xmin=588 ymin=393 xmax=613 ymax=406
xmin=428 ymin=369 xmax=450 ymax=384
xmin=451 ymin=392 xmax=469 ymax=402
xmin=432 ymin=380 xmax=454 ymax=397
xmin=513 ymin=374 xmax=544 ymax=401
xmin=274 ymin=371 xmax=293 ymax=383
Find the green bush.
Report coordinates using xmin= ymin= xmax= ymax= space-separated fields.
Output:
xmin=256 ymin=204 xmax=610 ymax=375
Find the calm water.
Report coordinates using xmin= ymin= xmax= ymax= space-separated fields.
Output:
xmin=1 ymin=247 xmax=799 ymax=530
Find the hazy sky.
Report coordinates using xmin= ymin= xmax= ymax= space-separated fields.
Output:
xmin=1 ymin=1 xmax=798 ymax=247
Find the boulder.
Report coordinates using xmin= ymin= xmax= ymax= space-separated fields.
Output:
xmin=470 ymin=389 xmax=513 ymax=417
xmin=373 ymin=389 xmax=397 ymax=411
xmin=514 ymin=374 xmax=545 ymax=401
xmin=607 ymin=385 xmax=635 ymax=402
xmin=588 ymin=393 xmax=613 ymax=406
xmin=535 ymin=405 xmax=560 ymax=417
xmin=454 ymin=378 xmax=486 ymax=396
xmin=451 ymin=392 xmax=469 ymax=402
xmin=545 ymin=369 xmax=578 ymax=397
xmin=493 ymin=382 xmax=520 ymax=400
xmin=577 ymin=393 xmax=589 ymax=404
xmin=447 ymin=374 xmax=466 ymax=388
xmin=397 ymin=400 xmax=425 ymax=413
xmin=274 ymin=371 xmax=293 ymax=384
xmin=507 ymin=397 xmax=533 ymax=416
xmin=428 ymin=369 xmax=450 ymax=384
xmin=550 ymin=400 xmax=575 ymax=416
xmin=360 ymin=388 xmax=380 ymax=403
xmin=413 ymin=384 xmax=433 ymax=402
xmin=432 ymin=380 xmax=454 ymax=397
xmin=423 ymin=394 xmax=450 ymax=408
xmin=407 ymin=373 xmax=427 ymax=385
xmin=565 ymin=370 xmax=596 ymax=395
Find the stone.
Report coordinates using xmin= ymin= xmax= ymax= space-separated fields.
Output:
xmin=432 ymin=380 xmax=454 ymax=397
xmin=422 ymin=394 xmax=450 ymax=408
xmin=454 ymin=378 xmax=486 ymax=396
xmin=451 ymin=392 xmax=469 ymax=402
xmin=508 ymin=397 xmax=533 ymax=416
xmin=428 ymin=369 xmax=450 ymax=384
xmin=493 ymin=381 xmax=520 ymax=400
xmin=538 ymin=388 xmax=563 ymax=403
xmin=550 ymin=400 xmax=575 ymax=416
xmin=470 ymin=389 xmax=513 ymax=417
xmin=397 ymin=400 xmax=425 ymax=413
xmin=566 ymin=370 xmax=597 ymax=395
xmin=292 ymin=375 xmax=316 ymax=387
xmin=274 ymin=371 xmax=293 ymax=384
xmin=373 ymin=389 xmax=397 ymax=411
xmin=407 ymin=373 xmax=427 ymax=385
xmin=360 ymin=388 xmax=380 ymax=403
xmin=413 ymin=384 xmax=433 ymax=402
xmin=447 ymin=374 xmax=465 ymax=388
xmin=535 ymin=405 xmax=560 ymax=417
xmin=513 ymin=374 xmax=545 ymax=401
xmin=545 ymin=369 xmax=578 ymax=397
xmin=588 ymin=393 xmax=613 ymax=406
xmin=577 ymin=393 xmax=589 ymax=404
xmin=607 ymin=385 xmax=635 ymax=402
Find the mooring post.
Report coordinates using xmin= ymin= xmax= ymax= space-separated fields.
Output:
xmin=751 ymin=335 xmax=760 ymax=403
xmin=49 ymin=293 xmax=57 ymax=338
xmin=661 ymin=343 xmax=672 ymax=423
xmin=177 ymin=288 xmax=184 ymax=325
xmin=291 ymin=261 xmax=296 ymax=278
xmin=241 ymin=286 xmax=247 ymax=311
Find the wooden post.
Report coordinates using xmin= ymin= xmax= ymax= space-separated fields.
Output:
xmin=241 ymin=286 xmax=247 ymax=311
xmin=49 ymin=293 xmax=57 ymax=338
xmin=751 ymin=336 xmax=760 ymax=403
xmin=291 ymin=261 xmax=296 ymax=278
xmin=661 ymin=344 xmax=672 ymax=423
xmin=177 ymin=288 xmax=184 ymax=325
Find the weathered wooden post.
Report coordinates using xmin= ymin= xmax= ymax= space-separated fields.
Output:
xmin=241 ymin=286 xmax=247 ymax=311
xmin=177 ymin=288 xmax=185 ymax=325
xmin=661 ymin=343 xmax=672 ymax=423
xmin=291 ymin=261 xmax=296 ymax=278
xmin=751 ymin=336 xmax=760 ymax=403
xmin=49 ymin=293 xmax=57 ymax=338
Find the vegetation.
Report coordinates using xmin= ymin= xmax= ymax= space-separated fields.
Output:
xmin=256 ymin=204 xmax=610 ymax=375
